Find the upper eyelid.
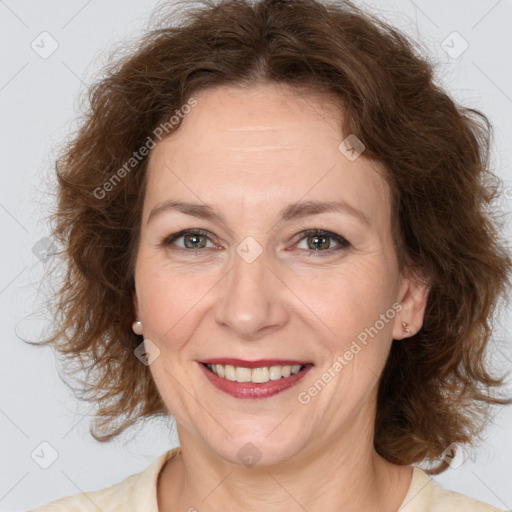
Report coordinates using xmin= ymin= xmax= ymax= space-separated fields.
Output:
xmin=163 ymin=229 xmax=215 ymax=246
xmin=164 ymin=228 xmax=350 ymax=249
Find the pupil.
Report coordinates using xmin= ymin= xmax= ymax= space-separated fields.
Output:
xmin=185 ymin=234 xmax=206 ymax=249
xmin=309 ymin=235 xmax=328 ymax=250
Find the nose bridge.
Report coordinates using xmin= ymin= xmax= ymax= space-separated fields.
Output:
xmin=213 ymin=239 xmax=288 ymax=339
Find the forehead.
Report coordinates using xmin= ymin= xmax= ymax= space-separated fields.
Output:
xmin=144 ymin=83 xmax=390 ymax=228
xmin=160 ymin=84 xmax=345 ymax=156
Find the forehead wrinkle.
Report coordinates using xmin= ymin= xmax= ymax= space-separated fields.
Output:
xmin=224 ymin=145 xmax=299 ymax=151
xmin=221 ymin=127 xmax=284 ymax=131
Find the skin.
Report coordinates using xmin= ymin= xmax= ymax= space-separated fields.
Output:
xmin=133 ymin=82 xmax=430 ymax=511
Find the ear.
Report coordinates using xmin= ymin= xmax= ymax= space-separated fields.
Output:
xmin=392 ymin=268 xmax=430 ymax=340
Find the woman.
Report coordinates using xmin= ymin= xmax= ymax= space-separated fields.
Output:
xmin=28 ymin=0 xmax=511 ymax=510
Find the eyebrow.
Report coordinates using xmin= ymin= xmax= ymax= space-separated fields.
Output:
xmin=147 ymin=199 xmax=371 ymax=227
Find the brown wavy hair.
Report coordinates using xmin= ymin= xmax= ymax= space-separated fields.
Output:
xmin=28 ymin=0 xmax=512 ymax=473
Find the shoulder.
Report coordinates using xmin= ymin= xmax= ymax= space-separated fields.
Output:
xmin=400 ymin=466 xmax=508 ymax=512
xmin=27 ymin=446 xmax=182 ymax=512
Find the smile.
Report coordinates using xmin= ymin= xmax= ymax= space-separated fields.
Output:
xmin=205 ymin=362 xmax=306 ymax=382
xmin=199 ymin=360 xmax=313 ymax=399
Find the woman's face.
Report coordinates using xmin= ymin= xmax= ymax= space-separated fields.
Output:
xmin=134 ymin=83 xmax=428 ymax=466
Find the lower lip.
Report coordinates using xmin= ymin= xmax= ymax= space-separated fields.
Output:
xmin=199 ymin=363 xmax=313 ymax=399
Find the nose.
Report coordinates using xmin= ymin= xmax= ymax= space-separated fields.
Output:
xmin=213 ymin=246 xmax=290 ymax=340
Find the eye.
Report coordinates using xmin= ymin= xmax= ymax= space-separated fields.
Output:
xmin=160 ymin=228 xmax=351 ymax=256
xmin=294 ymin=229 xmax=351 ymax=256
xmin=161 ymin=229 xmax=217 ymax=252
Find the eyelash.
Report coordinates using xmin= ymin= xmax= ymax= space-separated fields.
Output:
xmin=160 ymin=228 xmax=351 ymax=257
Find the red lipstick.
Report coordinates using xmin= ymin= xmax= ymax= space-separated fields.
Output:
xmin=200 ymin=358 xmax=310 ymax=368
xmin=198 ymin=360 xmax=313 ymax=399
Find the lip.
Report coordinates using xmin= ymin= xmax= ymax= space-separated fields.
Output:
xmin=200 ymin=358 xmax=311 ymax=368
xmin=198 ymin=361 xmax=314 ymax=399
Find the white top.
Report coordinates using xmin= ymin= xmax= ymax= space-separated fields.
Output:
xmin=27 ymin=446 xmax=507 ymax=511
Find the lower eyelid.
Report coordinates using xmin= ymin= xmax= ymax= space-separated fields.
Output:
xmin=162 ymin=230 xmax=350 ymax=253
xmin=294 ymin=239 xmax=349 ymax=256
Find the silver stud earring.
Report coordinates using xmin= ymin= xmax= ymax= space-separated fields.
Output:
xmin=132 ymin=321 xmax=143 ymax=335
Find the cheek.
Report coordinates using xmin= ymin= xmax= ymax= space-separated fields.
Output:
xmin=290 ymin=259 xmax=398 ymax=337
xmin=135 ymin=252 xmax=226 ymax=355
xmin=135 ymin=243 xmax=399 ymax=360
xmin=290 ymin=267 xmax=399 ymax=388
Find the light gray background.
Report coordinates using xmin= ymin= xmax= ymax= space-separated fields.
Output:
xmin=1 ymin=0 xmax=511 ymax=510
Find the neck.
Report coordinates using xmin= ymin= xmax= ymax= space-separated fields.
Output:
xmin=157 ymin=425 xmax=413 ymax=512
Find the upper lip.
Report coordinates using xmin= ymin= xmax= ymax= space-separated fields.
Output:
xmin=200 ymin=358 xmax=313 ymax=368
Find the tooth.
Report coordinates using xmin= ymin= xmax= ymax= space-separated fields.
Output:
xmin=269 ymin=366 xmax=282 ymax=380
xmin=224 ymin=365 xmax=236 ymax=381
xmin=252 ymin=367 xmax=270 ymax=383
xmin=208 ymin=363 xmax=306 ymax=382
xmin=236 ymin=366 xmax=252 ymax=382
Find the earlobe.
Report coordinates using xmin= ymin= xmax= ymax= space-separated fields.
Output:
xmin=393 ymin=269 xmax=430 ymax=340
xmin=400 ymin=321 xmax=411 ymax=339
xmin=132 ymin=320 xmax=144 ymax=335
xmin=132 ymin=292 xmax=144 ymax=335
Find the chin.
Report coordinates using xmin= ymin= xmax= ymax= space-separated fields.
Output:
xmin=204 ymin=429 xmax=309 ymax=468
